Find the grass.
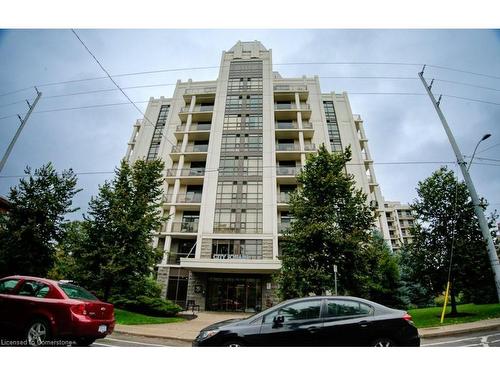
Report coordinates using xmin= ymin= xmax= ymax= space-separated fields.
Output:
xmin=408 ymin=303 xmax=500 ymax=328
xmin=114 ymin=308 xmax=186 ymax=325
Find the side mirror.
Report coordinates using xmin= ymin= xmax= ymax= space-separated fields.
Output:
xmin=273 ymin=315 xmax=285 ymax=325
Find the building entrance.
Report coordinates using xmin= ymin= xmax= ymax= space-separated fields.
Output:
xmin=206 ymin=276 xmax=262 ymax=312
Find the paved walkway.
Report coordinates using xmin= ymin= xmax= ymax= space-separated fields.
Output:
xmin=115 ymin=313 xmax=500 ymax=342
xmin=115 ymin=311 xmax=251 ymax=342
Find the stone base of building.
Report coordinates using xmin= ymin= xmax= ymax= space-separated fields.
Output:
xmin=157 ymin=265 xmax=279 ymax=312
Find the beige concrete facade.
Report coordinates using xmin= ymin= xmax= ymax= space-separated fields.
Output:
xmin=125 ymin=41 xmax=391 ymax=311
xmin=383 ymin=201 xmax=415 ymax=251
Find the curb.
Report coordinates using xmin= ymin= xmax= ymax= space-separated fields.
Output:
xmin=419 ymin=321 xmax=500 ymax=339
xmin=113 ymin=328 xmax=194 ymax=343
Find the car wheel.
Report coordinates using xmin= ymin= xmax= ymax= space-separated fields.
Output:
xmin=75 ymin=338 xmax=96 ymax=347
xmin=26 ymin=319 xmax=51 ymax=347
xmin=224 ymin=340 xmax=245 ymax=347
xmin=371 ymin=337 xmax=396 ymax=347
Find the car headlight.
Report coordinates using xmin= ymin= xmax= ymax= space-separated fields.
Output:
xmin=198 ymin=329 xmax=219 ymax=340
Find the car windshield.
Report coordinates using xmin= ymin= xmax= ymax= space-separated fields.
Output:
xmin=59 ymin=283 xmax=99 ymax=301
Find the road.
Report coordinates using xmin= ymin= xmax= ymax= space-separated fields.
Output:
xmin=93 ymin=332 xmax=190 ymax=347
xmin=421 ymin=327 xmax=500 ymax=347
xmin=95 ymin=327 xmax=500 ymax=347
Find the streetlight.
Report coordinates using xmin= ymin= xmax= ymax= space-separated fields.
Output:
xmin=467 ymin=133 xmax=491 ymax=171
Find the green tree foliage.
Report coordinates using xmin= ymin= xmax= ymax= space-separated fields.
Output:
xmin=400 ymin=167 xmax=498 ymax=314
xmin=357 ymin=231 xmax=403 ymax=307
xmin=47 ymin=221 xmax=86 ymax=280
xmin=276 ymin=145 xmax=375 ymax=299
xmin=0 ymin=163 xmax=80 ymax=277
xmin=72 ymin=159 xmax=165 ymax=301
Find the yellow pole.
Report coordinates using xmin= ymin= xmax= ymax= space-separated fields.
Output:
xmin=440 ymin=282 xmax=451 ymax=324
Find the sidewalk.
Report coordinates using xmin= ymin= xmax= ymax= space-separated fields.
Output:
xmin=419 ymin=317 xmax=500 ymax=338
xmin=114 ymin=311 xmax=251 ymax=342
xmin=114 ymin=313 xmax=500 ymax=342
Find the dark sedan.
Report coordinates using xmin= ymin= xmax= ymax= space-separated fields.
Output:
xmin=0 ymin=276 xmax=115 ymax=346
xmin=193 ymin=296 xmax=420 ymax=347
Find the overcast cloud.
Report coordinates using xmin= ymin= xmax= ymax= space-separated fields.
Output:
xmin=0 ymin=29 xmax=499 ymax=220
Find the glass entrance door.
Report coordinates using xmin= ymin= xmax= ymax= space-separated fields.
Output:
xmin=207 ymin=276 xmax=262 ymax=312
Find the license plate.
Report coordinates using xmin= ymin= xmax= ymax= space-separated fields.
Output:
xmin=98 ymin=325 xmax=107 ymax=333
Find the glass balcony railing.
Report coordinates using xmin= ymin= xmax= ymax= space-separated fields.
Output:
xmin=304 ymin=143 xmax=316 ymax=151
xmin=176 ymin=123 xmax=212 ymax=132
xmin=276 ymin=166 xmax=301 ymax=176
xmin=274 ymin=103 xmax=310 ymax=110
xmin=171 ymin=145 xmax=208 ymax=153
xmin=166 ymin=168 xmax=206 ymax=177
xmin=277 ymin=192 xmax=291 ymax=203
xmin=273 ymin=84 xmax=308 ymax=92
xmin=170 ymin=221 xmax=199 ymax=233
xmin=278 ymin=221 xmax=292 ymax=233
xmin=213 ymin=222 xmax=262 ymax=234
xmin=163 ymin=194 xmax=202 ymax=204
xmin=184 ymin=87 xmax=217 ymax=95
xmin=167 ymin=252 xmax=195 ymax=265
xmin=180 ymin=105 xmax=214 ymax=113
xmin=276 ymin=143 xmax=301 ymax=151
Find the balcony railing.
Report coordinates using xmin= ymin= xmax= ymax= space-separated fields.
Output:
xmin=184 ymin=87 xmax=217 ymax=95
xmin=163 ymin=194 xmax=202 ymax=204
xmin=167 ymin=252 xmax=195 ymax=265
xmin=278 ymin=221 xmax=292 ymax=233
xmin=276 ymin=143 xmax=300 ymax=151
xmin=304 ymin=143 xmax=316 ymax=151
xmin=180 ymin=105 xmax=214 ymax=113
xmin=273 ymin=84 xmax=308 ymax=92
xmin=170 ymin=221 xmax=199 ymax=233
xmin=171 ymin=144 xmax=208 ymax=153
xmin=176 ymin=123 xmax=211 ymax=132
xmin=213 ymin=222 xmax=262 ymax=234
xmin=276 ymin=166 xmax=301 ymax=176
xmin=166 ymin=168 xmax=206 ymax=177
xmin=218 ymin=167 xmax=263 ymax=177
xmin=274 ymin=103 xmax=310 ymax=110
xmin=277 ymin=192 xmax=291 ymax=203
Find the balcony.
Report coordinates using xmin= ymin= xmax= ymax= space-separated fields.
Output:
xmin=276 ymin=143 xmax=300 ymax=152
xmin=213 ymin=222 xmax=262 ymax=234
xmin=170 ymin=221 xmax=199 ymax=234
xmin=276 ymin=166 xmax=301 ymax=184
xmin=304 ymin=143 xmax=316 ymax=152
xmin=178 ymin=105 xmax=214 ymax=122
xmin=273 ymin=85 xmax=308 ymax=101
xmin=170 ymin=144 xmax=208 ymax=162
xmin=163 ymin=193 xmax=202 ymax=207
xmin=277 ymin=192 xmax=291 ymax=204
xmin=167 ymin=252 xmax=195 ymax=265
xmin=174 ymin=123 xmax=211 ymax=141
xmin=183 ymin=86 xmax=217 ymax=99
xmin=278 ymin=221 xmax=292 ymax=233
xmin=165 ymin=167 xmax=205 ymax=183
xmin=218 ymin=166 xmax=263 ymax=177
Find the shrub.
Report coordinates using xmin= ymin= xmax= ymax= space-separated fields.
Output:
xmin=111 ymin=295 xmax=182 ymax=317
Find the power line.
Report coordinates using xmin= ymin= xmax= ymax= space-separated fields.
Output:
xmin=71 ymin=29 xmax=177 ymax=150
xmin=2 ymin=160 xmax=500 ymax=180
xmin=477 ymin=142 xmax=500 ymax=155
xmin=2 ymin=59 xmax=500 ymax=99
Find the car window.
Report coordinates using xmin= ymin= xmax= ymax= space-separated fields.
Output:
xmin=59 ymin=283 xmax=98 ymax=301
xmin=0 ymin=279 xmax=20 ymax=294
xmin=278 ymin=300 xmax=322 ymax=322
xmin=262 ymin=308 xmax=280 ymax=324
xmin=325 ymin=300 xmax=373 ymax=318
xmin=17 ymin=281 xmax=50 ymax=298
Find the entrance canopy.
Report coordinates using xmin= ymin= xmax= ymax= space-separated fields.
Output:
xmin=180 ymin=258 xmax=281 ymax=274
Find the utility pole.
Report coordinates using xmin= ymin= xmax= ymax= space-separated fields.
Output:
xmin=0 ymin=88 xmax=42 ymax=174
xmin=418 ymin=67 xmax=500 ymax=302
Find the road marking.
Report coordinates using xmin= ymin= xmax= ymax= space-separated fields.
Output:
xmin=423 ymin=332 xmax=500 ymax=347
xmin=93 ymin=343 xmax=113 ymax=347
xmin=489 ymin=339 xmax=500 ymax=344
xmin=101 ymin=337 xmax=165 ymax=347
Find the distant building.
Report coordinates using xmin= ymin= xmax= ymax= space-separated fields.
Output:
xmin=126 ymin=41 xmax=392 ymax=311
xmin=383 ymin=201 xmax=415 ymax=251
xmin=0 ymin=196 xmax=10 ymax=214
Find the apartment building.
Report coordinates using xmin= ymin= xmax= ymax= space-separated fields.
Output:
xmin=383 ymin=201 xmax=415 ymax=251
xmin=125 ymin=41 xmax=391 ymax=312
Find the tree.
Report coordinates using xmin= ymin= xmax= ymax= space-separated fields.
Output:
xmin=72 ymin=159 xmax=165 ymax=301
xmin=356 ymin=231 xmax=403 ymax=307
xmin=47 ymin=221 xmax=86 ymax=280
xmin=276 ymin=145 xmax=375 ymax=299
xmin=0 ymin=163 xmax=80 ymax=277
xmin=400 ymin=167 xmax=497 ymax=315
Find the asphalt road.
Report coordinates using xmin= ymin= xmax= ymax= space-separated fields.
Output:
xmin=95 ymin=326 xmax=500 ymax=347
xmin=93 ymin=332 xmax=190 ymax=347
xmin=421 ymin=327 xmax=500 ymax=347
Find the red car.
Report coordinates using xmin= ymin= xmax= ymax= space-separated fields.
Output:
xmin=0 ymin=275 xmax=115 ymax=346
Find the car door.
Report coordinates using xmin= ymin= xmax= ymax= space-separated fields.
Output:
xmin=258 ymin=299 xmax=323 ymax=346
xmin=320 ymin=299 xmax=374 ymax=346
xmin=0 ymin=278 xmax=21 ymax=333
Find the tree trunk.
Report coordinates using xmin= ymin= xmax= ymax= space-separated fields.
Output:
xmin=450 ymin=285 xmax=458 ymax=316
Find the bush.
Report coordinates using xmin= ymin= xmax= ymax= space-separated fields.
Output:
xmin=111 ymin=295 xmax=182 ymax=317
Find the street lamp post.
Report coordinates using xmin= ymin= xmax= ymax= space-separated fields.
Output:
xmin=467 ymin=134 xmax=491 ymax=171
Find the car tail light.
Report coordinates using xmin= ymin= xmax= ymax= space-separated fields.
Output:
xmin=71 ymin=304 xmax=88 ymax=316
xmin=403 ymin=313 xmax=413 ymax=322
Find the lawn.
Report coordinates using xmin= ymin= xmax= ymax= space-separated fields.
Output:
xmin=408 ymin=303 xmax=500 ymax=328
xmin=114 ymin=308 xmax=186 ymax=325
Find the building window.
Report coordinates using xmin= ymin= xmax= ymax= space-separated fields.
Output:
xmin=211 ymin=239 xmax=262 ymax=260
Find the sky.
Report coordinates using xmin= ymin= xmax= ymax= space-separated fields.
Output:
xmin=0 ymin=29 xmax=499 ymax=221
